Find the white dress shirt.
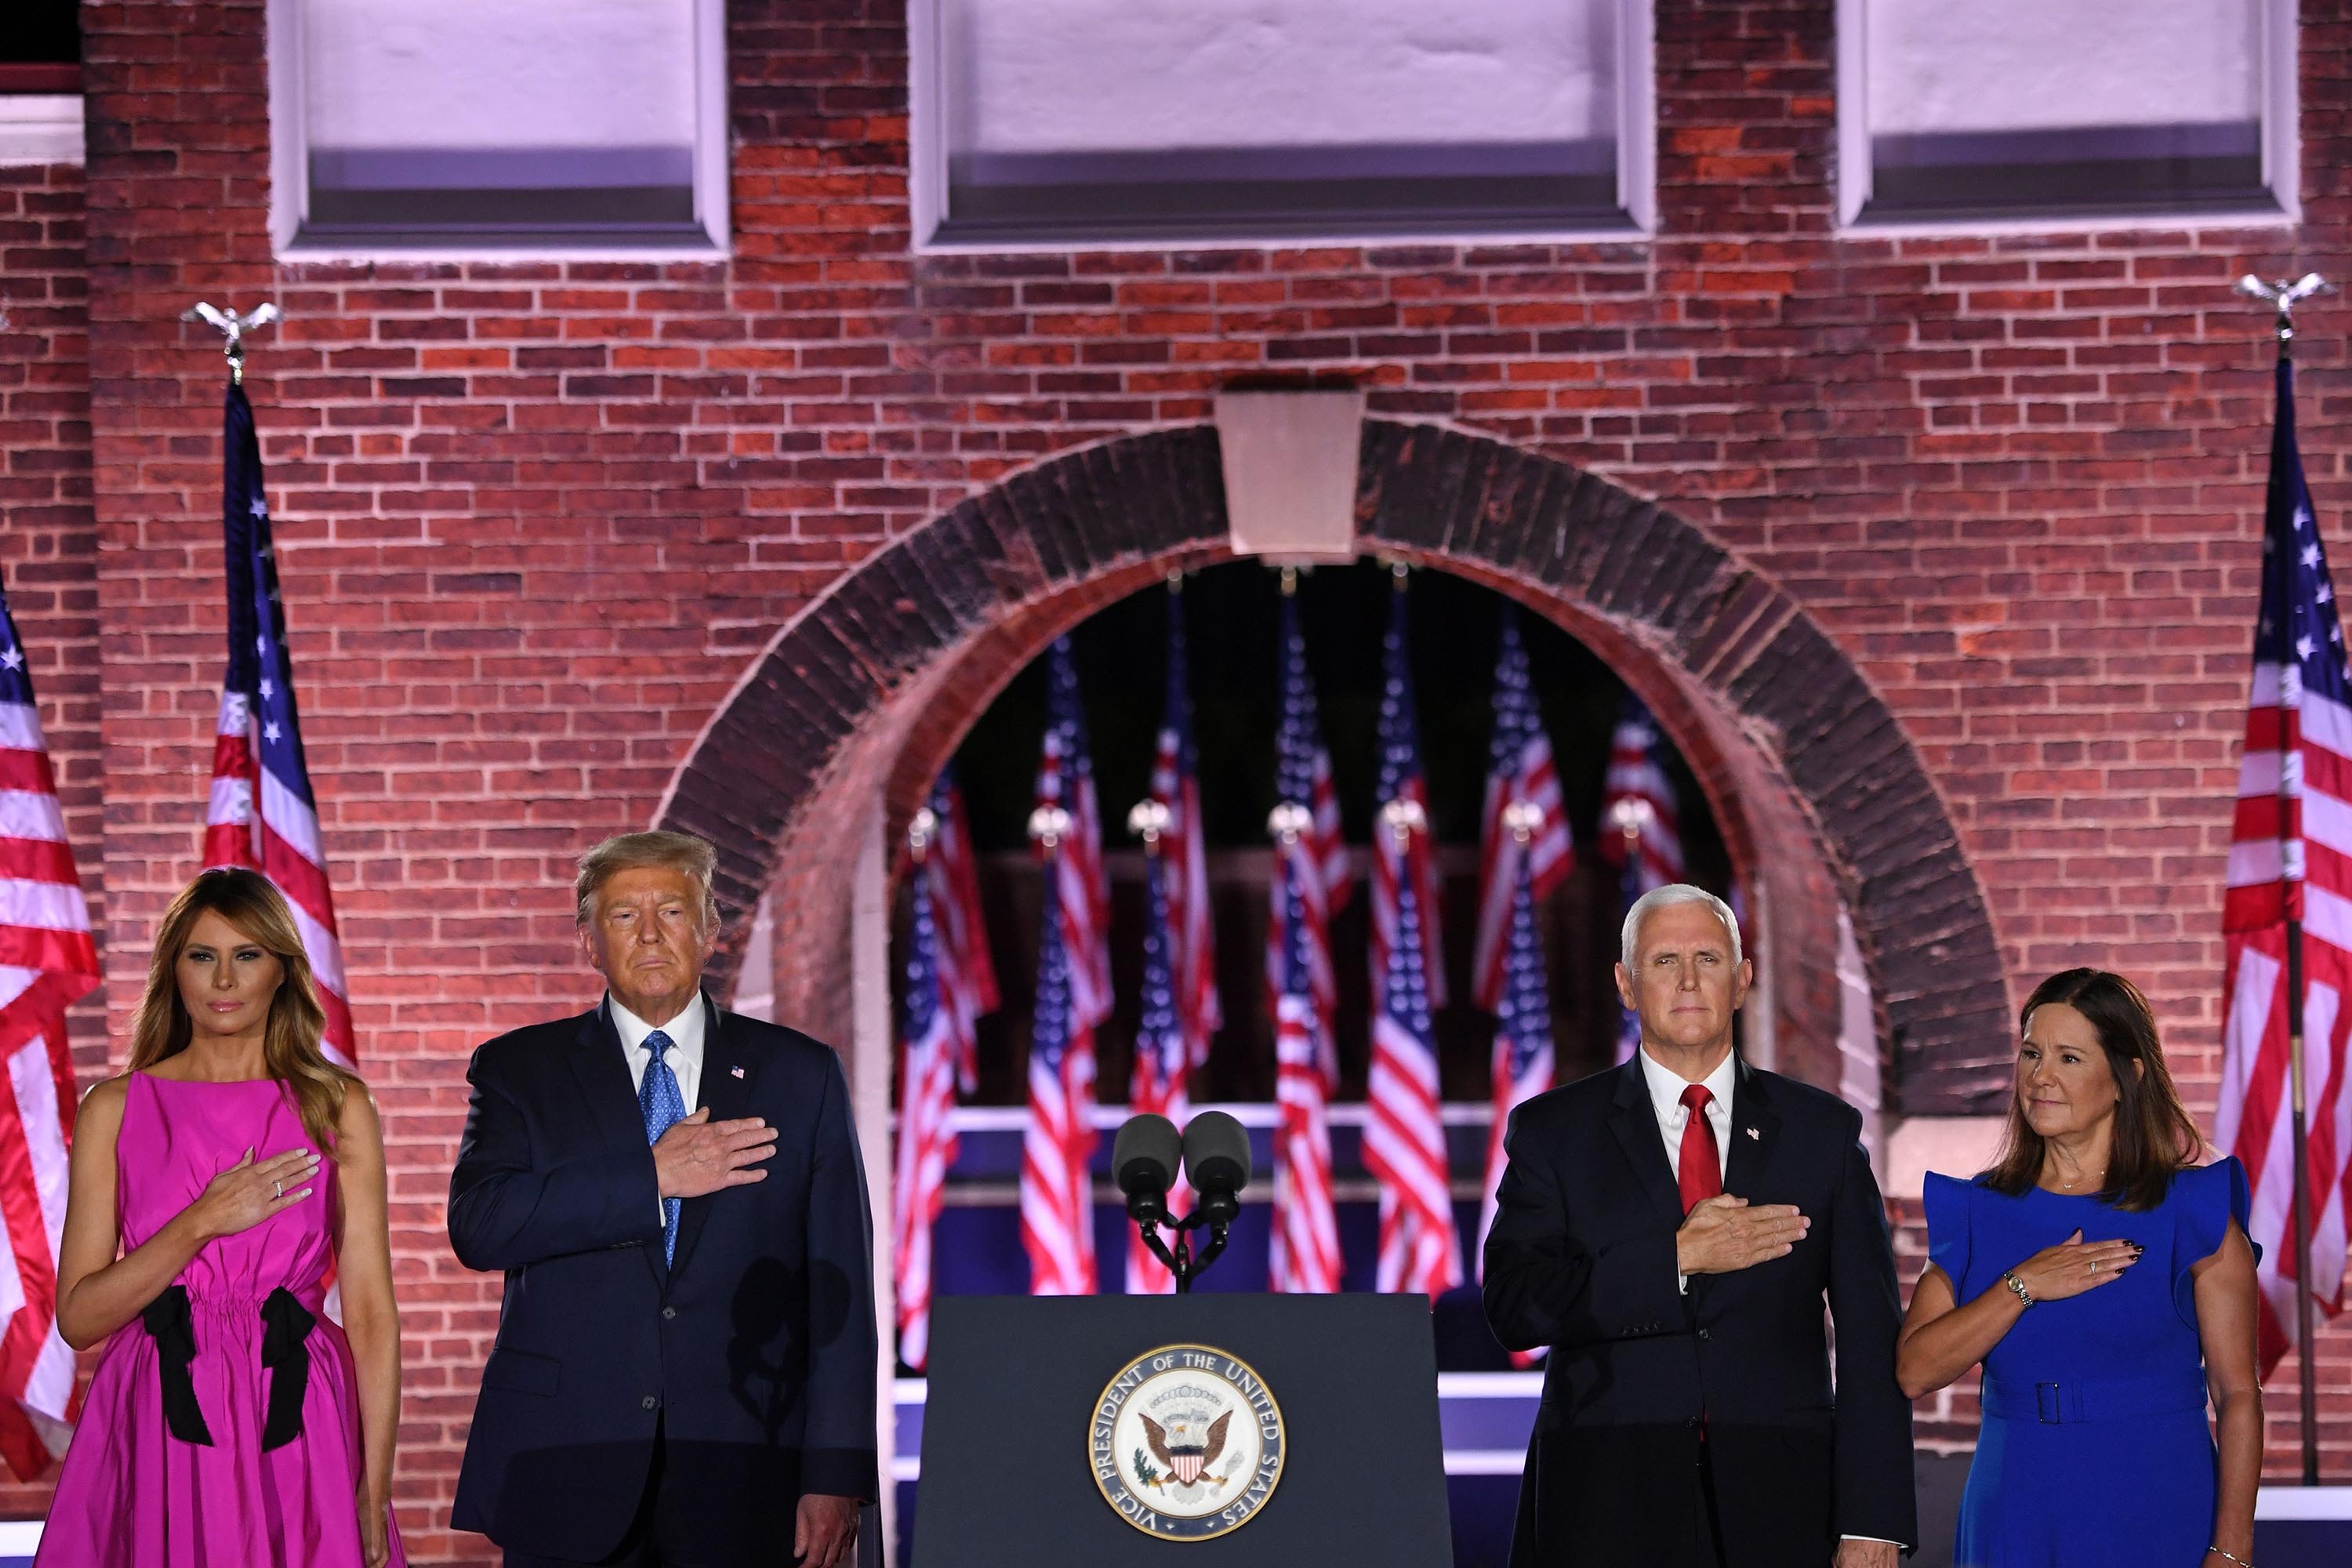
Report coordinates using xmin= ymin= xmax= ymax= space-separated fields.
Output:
xmin=612 ymin=992 xmax=708 ymax=1112
xmin=612 ymin=994 xmax=707 ymax=1225
xmin=1639 ymin=1044 xmax=1736 ymax=1187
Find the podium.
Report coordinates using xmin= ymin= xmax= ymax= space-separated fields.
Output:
xmin=916 ymin=1293 xmax=1455 ymax=1566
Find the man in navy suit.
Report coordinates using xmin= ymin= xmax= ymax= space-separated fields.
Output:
xmin=451 ymin=831 xmax=876 ymax=1567
xmin=1483 ymin=885 xmax=1913 ymax=1567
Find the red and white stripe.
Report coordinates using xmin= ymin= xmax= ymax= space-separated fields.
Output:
xmin=2220 ymin=659 xmax=2352 ymax=1367
xmin=891 ymin=902 xmax=957 ymax=1370
xmin=202 ymin=689 xmax=354 ymax=1066
xmin=1036 ymin=732 xmax=1112 ymax=1031
xmin=1269 ymin=990 xmax=1341 ymax=1294
xmin=1021 ymin=862 xmax=1098 ymax=1299
xmin=1600 ymin=714 xmax=1684 ymax=893
xmin=1263 ymin=742 xmax=1349 ymax=1094
xmin=1364 ymin=1015 xmax=1458 ymax=1298
xmin=1472 ymin=667 xmax=1572 ymax=1011
xmin=1370 ymin=779 xmax=1446 ymax=1014
xmin=1149 ymin=730 xmax=1220 ymax=1073
xmin=924 ymin=781 xmax=999 ymax=1095
xmin=0 ymin=641 xmax=99 ymax=1477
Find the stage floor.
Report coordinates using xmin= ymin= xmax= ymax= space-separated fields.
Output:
xmin=889 ymin=1376 xmax=2352 ymax=1566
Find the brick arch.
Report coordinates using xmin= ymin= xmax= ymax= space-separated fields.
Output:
xmin=658 ymin=421 xmax=2013 ymax=1115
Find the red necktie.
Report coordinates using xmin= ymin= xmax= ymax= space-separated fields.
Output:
xmin=1678 ymin=1084 xmax=1722 ymax=1214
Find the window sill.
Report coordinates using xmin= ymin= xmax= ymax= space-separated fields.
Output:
xmin=278 ymin=223 xmax=727 ymax=264
xmin=1842 ymin=196 xmax=2295 ymax=240
xmin=920 ymin=209 xmax=1649 ymax=255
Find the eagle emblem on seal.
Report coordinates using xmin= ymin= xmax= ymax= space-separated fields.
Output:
xmin=1140 ymin=1409 xmax=1232 ymax=1488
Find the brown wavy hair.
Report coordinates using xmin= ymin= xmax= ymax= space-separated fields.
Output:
xmin=1982 ymin=968 xmax=2205 ymax=1211
xmin=128 ymin=869 xmax=355 ymax=1152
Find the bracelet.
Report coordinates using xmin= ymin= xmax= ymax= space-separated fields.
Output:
xmin=2001 ymin=1270 xmax=2036 ymax=1309
xmin=2207 ymin=1549 xmax=2253 ymax=1568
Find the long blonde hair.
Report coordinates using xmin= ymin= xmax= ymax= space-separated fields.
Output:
xmin=129 ymin=869 xmax=354 ymax=1152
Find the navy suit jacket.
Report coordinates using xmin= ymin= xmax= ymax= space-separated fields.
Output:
xmin=1482 ymin=1054 xmax=1915 ymax=1568
xmin=448 ymin=996 xmax=878 ymax=1564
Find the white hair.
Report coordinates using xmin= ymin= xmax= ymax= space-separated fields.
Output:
xmin=1620 ymin=884 xmax=1744 ymax=971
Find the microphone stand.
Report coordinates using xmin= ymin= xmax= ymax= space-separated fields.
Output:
xmin=1130 ymin=1197 xmax=1236 ymax=1295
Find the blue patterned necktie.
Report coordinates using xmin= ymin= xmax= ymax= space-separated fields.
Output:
xmin=640 ymin=1029 xmax=687 ymax=1263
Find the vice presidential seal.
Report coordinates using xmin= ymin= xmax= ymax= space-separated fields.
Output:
xmin=1089 ymin=1344 xmax=1285 ymax=1541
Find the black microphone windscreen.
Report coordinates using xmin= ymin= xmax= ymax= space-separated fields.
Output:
xmin=1112 ymin=1113 xmax=1181 ymax=1199
xmin=1181 ymin=1110 xmax=1251 ymax=1196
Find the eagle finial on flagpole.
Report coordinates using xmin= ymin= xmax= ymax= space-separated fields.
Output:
xmin=2235 ymin=273 xmax=2329 ymax=354
xmin=181 ymin=301 xmax=282 ymax=383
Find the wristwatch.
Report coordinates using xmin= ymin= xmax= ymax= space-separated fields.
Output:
xmin=2001 ymin=1270 xmax=2035 ymax=1308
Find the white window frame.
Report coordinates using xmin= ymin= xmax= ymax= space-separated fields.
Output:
xmin=1835 ymin=0 xmax=2299 ymax=235
xmin=267 ymin=0 xmax=732 ymax=260
xmin=0 ymin=95 xmax=82 ymax=167
xmin=909 ymin=0 xmax=1656 ymax=253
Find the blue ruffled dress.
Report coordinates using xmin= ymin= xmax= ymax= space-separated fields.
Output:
xmin=1922 ymin=1157 xmax=2254 ymax=1567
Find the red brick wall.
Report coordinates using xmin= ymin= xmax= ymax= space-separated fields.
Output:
xmin=13 ymin=0 xmax=2347 ymax=1555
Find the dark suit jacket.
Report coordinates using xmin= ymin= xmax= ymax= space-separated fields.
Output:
xmin=1483 ymin=1054 xmax=1915 ymax=1567
xmin=448 ymin=996 xmax=878 ymax=1565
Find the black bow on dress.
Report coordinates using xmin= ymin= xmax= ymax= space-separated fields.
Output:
xmin=139 ymin=1285 xmax=212 ymax=1446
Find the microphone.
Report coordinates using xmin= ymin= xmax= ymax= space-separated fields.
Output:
xmin=1180 ymin=1110 xmax=1250 ymax=1230
xmin=1111 ymin=1113 xmax=1182 ymax=1227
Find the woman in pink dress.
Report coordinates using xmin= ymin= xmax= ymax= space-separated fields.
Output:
xmin=38 ymin=868 xmax=403 ymax=1567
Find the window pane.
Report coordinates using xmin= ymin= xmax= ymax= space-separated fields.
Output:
xmin=1860 ymin=0 xmax=2274 ymax=221
xmin=297 ymin=0 xmax=706 ymax=244
xmin=0 ymin=0 xmax=80 ymax=93
xmin=935 ymin=0 xmax=1632 ymax=244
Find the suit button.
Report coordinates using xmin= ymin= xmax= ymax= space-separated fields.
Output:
xmin=1686 ymin=1417 xmax=1700 ymax=1429
xmin=641 ymin=1396 xmax=658 ymax=1410
xmin=1697 ymin=1328 xmax=1710 ymax=1341
xmin=662 ymin=1306 xmax=677 ymax=1320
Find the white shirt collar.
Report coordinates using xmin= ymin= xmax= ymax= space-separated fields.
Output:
xmin=608 ymin=992 xmax=709 ymax=1060
xmin=1639 ymin=1043 xmax=1737 ymax=1131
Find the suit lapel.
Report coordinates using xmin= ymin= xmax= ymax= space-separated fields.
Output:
xmin=569 ymin=1003 xmax=669 ymax=1290
xmin=1606 ymin=1056 xmax=1687 ymax=1232
xmin=1721 ymin=1057 xmax=1782 ymax=1199
xmin=569 ymin=1003 xmax=648 ymax=1154
xmin=669 ymin=996 xmax=757 ymax=1281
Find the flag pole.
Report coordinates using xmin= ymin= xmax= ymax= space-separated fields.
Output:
xmin=2239 ymin=270 xmax=2331 ymax=1485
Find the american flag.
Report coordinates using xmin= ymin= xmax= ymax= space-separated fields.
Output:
xmin=891 ymin=853 xmax=957 ymax=1368
xmin=1600 ymin=696 xmax=1683 ymax=891
xmin=1268 ymin=585 xmax=1344 ymax=1294
xmin=923 ymin=768 xmax=998 ymax=1094
xmin=1269 ymin=848 xmax=1342 ymax=1295
xmin=0 ymin=579 xmax=97 ymax=1477
xmin=1370 ymin=576 xmax=1446 ymax=1011
xmin=1126 ymin=841 xmax=1190 ymax=1294
xmin=1472 ymin=607 xmax=1572 ymax=1013
xmin=2218 ymin=354 xmax=2352 ymax=1374
xmin=1366 ymin=856 xmax=1461 ymax=1298
xmin=1602 ymin=696 xmax=1682 ymax=1062
xmin=1021 ymin=860 xmax=1098 ymax=1297
xmin=1151 ymin=583 xmax=1221 ymax=1073
xmin=1365 ymin=575 xmax=1459 ymax=1297
xmin=1036 ymin=638 xmax=1112 ymax=1029
xmin=1265 ymin=591 xmax=1351 ymax=1091
xmin=1479 ymin=849 xmax=1555 ymax=1279
xmin=201 ymin=380 xmax=354 ymax=1065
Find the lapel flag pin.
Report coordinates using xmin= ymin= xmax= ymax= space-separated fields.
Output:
xmin=731 ymin=1065 xmax=746 ymax=1079
xmin=1745 ymin=1127 xmax=1759 ymax=1140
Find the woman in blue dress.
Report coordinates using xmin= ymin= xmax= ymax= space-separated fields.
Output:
xmin=1896 ymin=968 xmax=2262 ymax=1568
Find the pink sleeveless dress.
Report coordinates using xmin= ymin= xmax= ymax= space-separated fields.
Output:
xmin=35 ymin=1073 xmax=405 ymax=1568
